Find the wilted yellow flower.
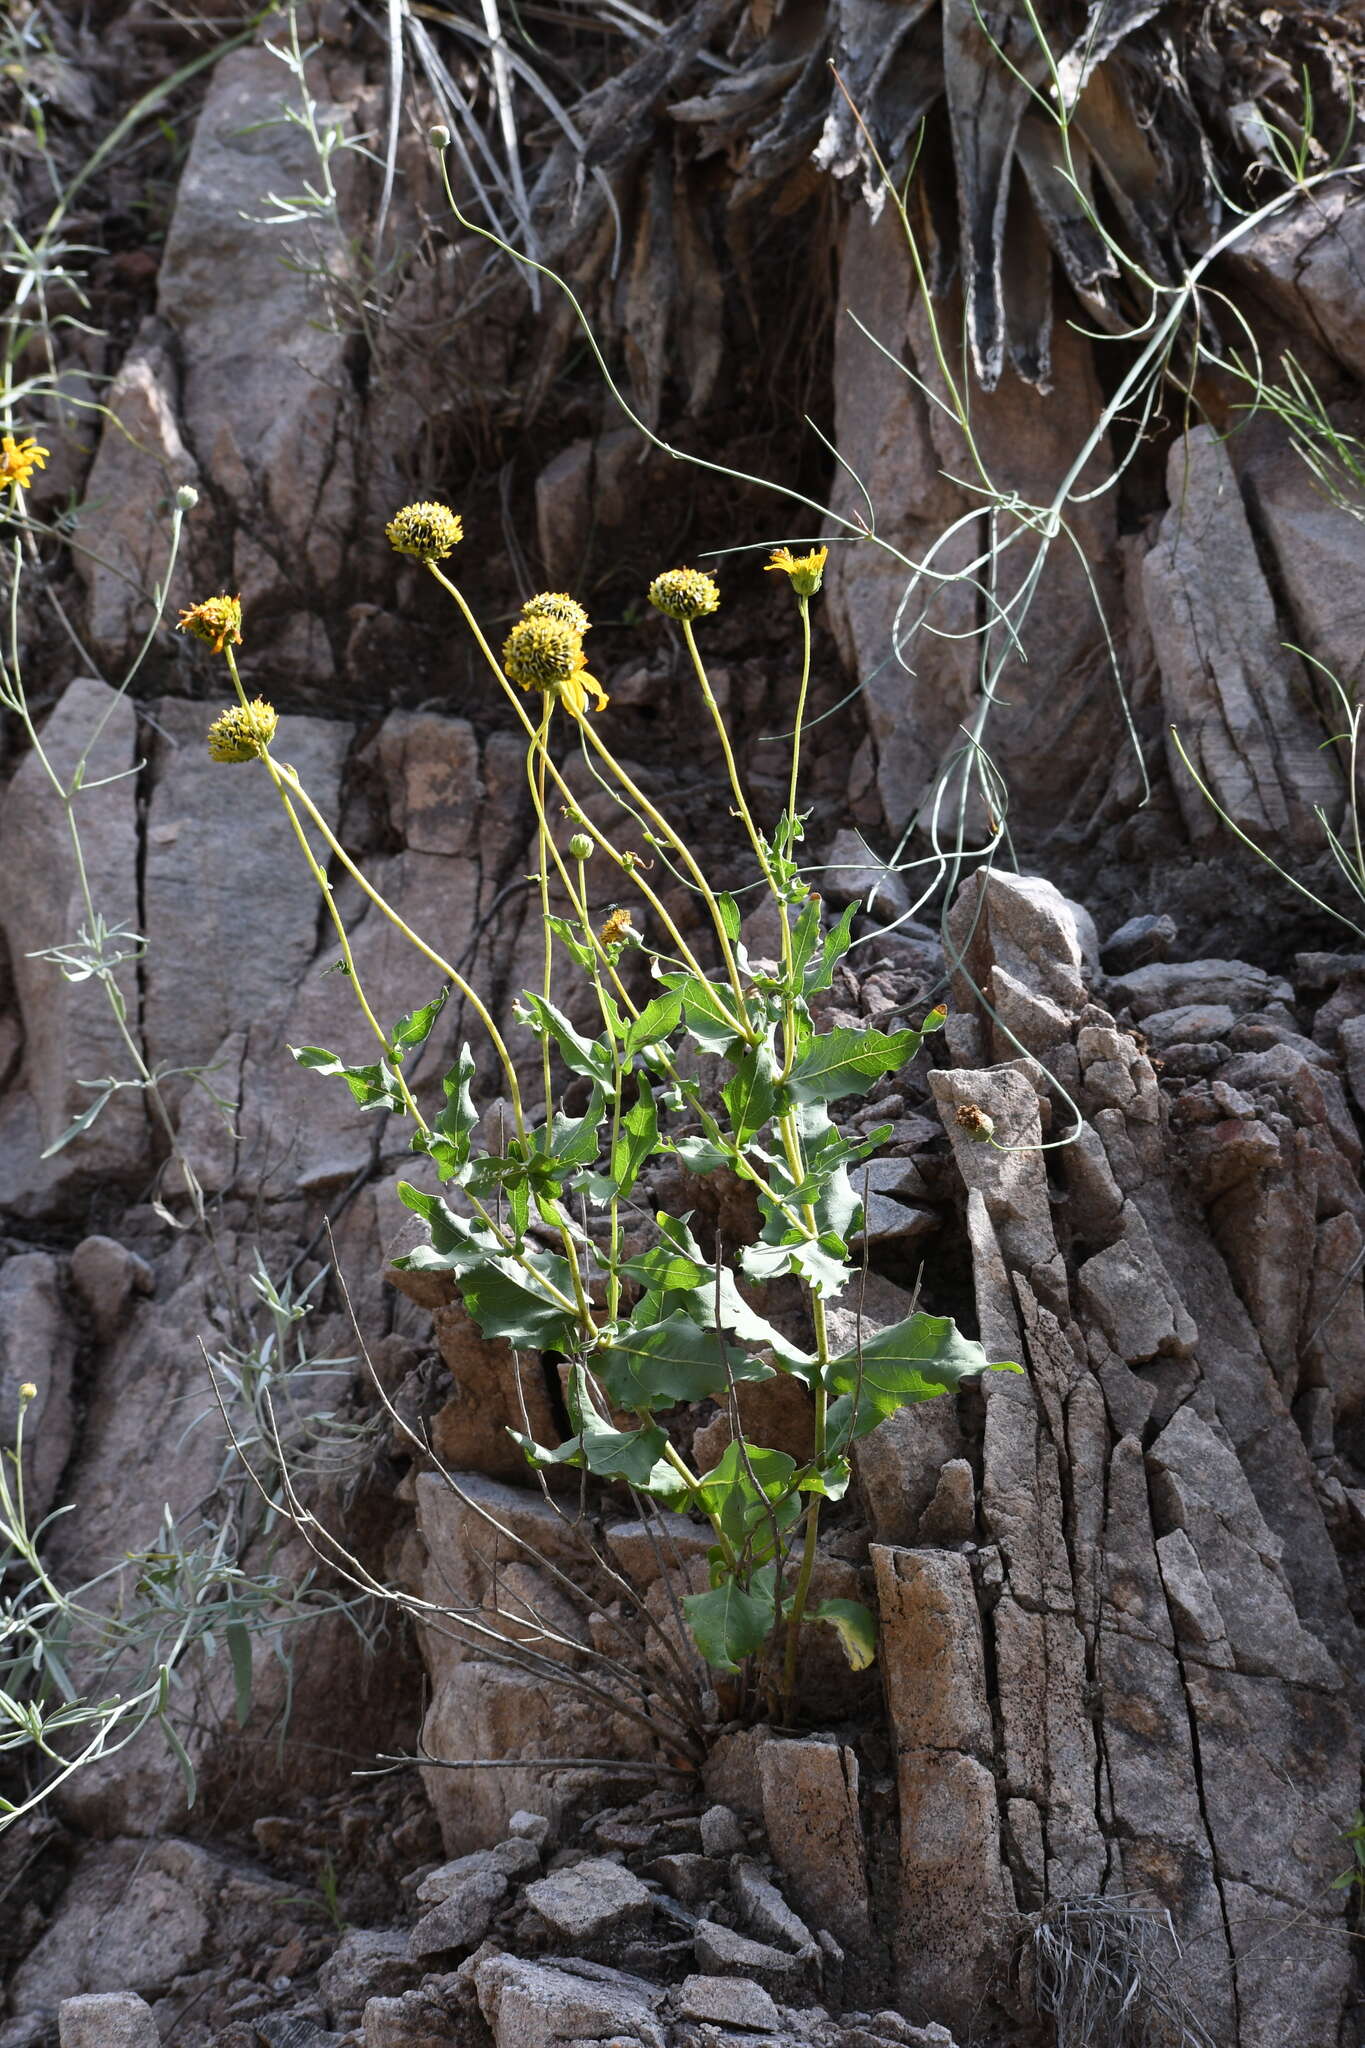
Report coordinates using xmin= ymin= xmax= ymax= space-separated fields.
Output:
xmin=0 ymin=434 xmax=49 ymax=492
xmin=522 ymin=591 xmax=590 ymax=635
xmin=386 ymin=501 xmax=463 ymax=562
xmin=648 ymin=568 xmax=719 ymax=623
xmin=599 ymin=907 xmax=639 ymax=949
xmin=207 ymin=698 xmax=278 ymax=763
xmin=502 ymin=616 xmax=608 ymax=719
xmin=954 ymin=1102 xmax=995 ymax=1145
xmin=177 ymin=593 xmax=243 ymax=655
xmin=766 ymin=545 xmax=828 ymax=597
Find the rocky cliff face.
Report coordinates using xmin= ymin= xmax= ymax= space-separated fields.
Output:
xmin=2 ymin=5 xmax=1363 ymax=2047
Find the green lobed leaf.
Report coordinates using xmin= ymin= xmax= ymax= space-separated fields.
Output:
xmin=517 ymin=992 xmax=613 ymax=1084
xmin=722 ymin=1034 xmax=778 ymax=1148
xmin=620 ymin=1238 xmax=815 ymax=1371
xmin=599 ymin=1310 xmax=772 ymax=1412
xmin=825 ymin=1312 xmax=1021 ymax=1444
xmin=695 ymin=1438 xmax=801 ymax=1553
xmin=783 ymin=1024 xmax=919 ymax=1106
xmin=511 ymin=1365 xmax=687 ymax=1495
xmin=424 ymin=1042 xmax=478 ymax=1181
xmin=682 ymin=1570 xmax=780 ymax=1672
xmin=812 ymin=1598 xmax=877 ymax=1671
xmin=610 ymin=1074 xmax=657 ymax=1199
xmin=803 ymin=902 xmax=857 ymax=994
xmin=391 ymin=987 xmax=448 ymax=1053
xmin=623 ymin=990 xmax=683 ymax=1056
xmin=291 ymin=1045 xmax=405 ymax=1113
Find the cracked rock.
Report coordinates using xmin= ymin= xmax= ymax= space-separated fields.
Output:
xmin=523 ymin=1858 xmax=654 ymax=1944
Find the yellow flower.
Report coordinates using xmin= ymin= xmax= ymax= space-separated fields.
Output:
xmin=207 ymin=698 xmax=278 ymax=763
xmin=18 ymin=1382 xmax=37 ymax=1404
xmin=648 ymin=568 xmax=719 ymax=622
xmin=386 ymin=501 xmax=463 ymax=562
xmin=177 ymin=593 xmax=243 ymax=655
xmin=522 ymin=591 xmax=591 ymax=635
xmin=766 ymin=545 xmax=828 ymax=597
xmin=502 ymin=616 xmax=608 ymax=719
xmin=0 ymin=434 xmax=49 ymax=492
xmin=599 ymin=907 xmax=639 ymax=949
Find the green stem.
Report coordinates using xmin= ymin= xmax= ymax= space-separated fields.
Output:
xmin=426 ymin=562 xmax=752 ymax=1039
xmin=576 ymin=716 xmax=750 ymax=1023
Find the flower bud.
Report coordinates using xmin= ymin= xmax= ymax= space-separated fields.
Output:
xmin=429 ymin=123 xmax=452 ymax=149
xmin=568 ymin=832 xmax=594 ymax=862
xmin=18 ymin=1382 xmax=37 ymax=1403
xmin=175 ymin=484 xmax=199 ymax=511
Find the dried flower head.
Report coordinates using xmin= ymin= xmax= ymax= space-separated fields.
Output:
xmin=600 ymin=907 xmax=639 ymax=949
xmin=177 ymin=593 xmax=243 ymax=655
xmin=0 ymin=434 xmax=49 ymax=493
xmin=766 ymin=544 xmax=828 ymax=597
xmin=955 ymin=1102 xmax=996 ymax=1144
xmin=502 ymin=616 xmax=608 ymax=719
xmin=648 ymin=568 xmax=719 ymax=623
xmin=522 ymin=591 xmax=591 ymax=635
xmin=207 ymin=698 xmax=278 ymax=763
xmin=386 ymin=501 xmax=463 ymax=562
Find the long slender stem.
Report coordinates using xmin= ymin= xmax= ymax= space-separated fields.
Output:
xmin=575 ymin=717 xmax=749 ymax=1018
xmin=427 ymin=562 xmax=751 ymax=1038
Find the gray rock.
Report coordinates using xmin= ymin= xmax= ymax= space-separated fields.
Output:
xmin=946 ymin=871 xmax=1088 ymax=1018
xmin=410 ymin=1866 xmax=511 ymax=1956
xmin=319 ymin=1930 xmax=418 ymax=2023
xmin=756 ymin=1741 xmax=870 ymax=1952
xmin=0 ymin=678 xmax=146 ymax=1214
xmin=675 ymin=1976 xmax=781 ymax=2030
xmin=155 ymin=43 xmax=363 ymax=658
xmin=1229 ymin=183 xmax=1365 ymax=382
xmin=0 ymin=1252 xmax=77 ymax=1527
xmin=692 ymin=1922 xmax=803 ymax=1987
xmin=11 ymin=1838 xmax=296 ymax=2014
xmin=143 ymin=699 xmax=352 ymax=1100
xmin=475 ymin=1954 xmax=666 ymax=2048
xmin=731 ymin=1860 xmax=817 ymax=1955
xmin=1143 ymin=429 xmax=1342 ymax=854
xmin=1338 ymin=1013 xmax=1365 ymax=1116
xmin=819 ymin=829 xmax=911 ymax=923
xmin=1139 ymin=1003 xmax=1236 ymax=1049
xmin=359 ymin=1989 xmax=455 ymax=2047
xmin=522 ymin=1858 xmax=653 ymax=1943
xmin=69 ymin=1235 xmax=154 ymax=1344
xmin=58 ymin=1991 xmax=159 ymax=2047
xmin=1106 ymin=957 xmax=1292 ymax=1022
xmin=648 ymin=1853 xmax=722 ymax=1907
xmin=508 ymin=1811 xmax=552 ymax=1846
xmin=1100 ymin=913 xmax=1178 ymax=975
xmin=1076 ymin=1235 xmax=1191 ymax=1364
xmin=697 ymin=1804 xmax=744 ymax=1857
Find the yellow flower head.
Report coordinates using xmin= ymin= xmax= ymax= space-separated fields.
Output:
xmin=18 ymin=1382 xmax=37 ymax=1404
xmin=386 ymin=501 xmax=463 ymax=562
xmin=502 ymin=616 xmax=608 ymax=719
xmin=766 ymin=544 xmax=828 ymax=598
xmin=522 ymin=591 xmax=591 ymax=635
xmin=207 ymin=698 xmax=278 ymax=764
xmin=599 ymin=907 xmax=639 ymax=950
xmin=1 ymin=434 xmax=49 ymax=493
xmin=648 ymin=568 xmax=720 ymax=623
xmin=177 ymin=593 xmax=243 ymax=655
